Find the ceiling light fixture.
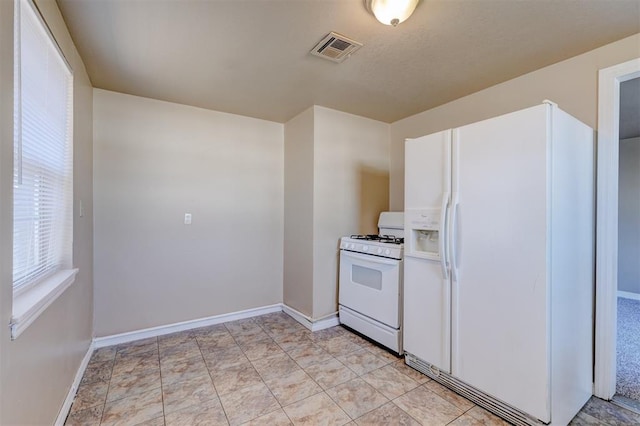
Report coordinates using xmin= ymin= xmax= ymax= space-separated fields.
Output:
xmin=364 ymin=0 xmax=420 ymax=27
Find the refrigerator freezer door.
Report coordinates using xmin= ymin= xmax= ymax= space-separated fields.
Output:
xmin=404 ymin=256 xmax=451 ymax=373
xmin=405 ymin=131 xmax=451 ymax=209
xmin=404 ymin=130 xmax=452 ymax=373
xmin=451 ymin=105 xmax=551 ymax=422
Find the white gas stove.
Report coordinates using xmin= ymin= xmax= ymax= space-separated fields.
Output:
xmin=338 ymin=212 xmax=404 ymax=355
xmin=339 ymin=234 xmax=403 ymax=260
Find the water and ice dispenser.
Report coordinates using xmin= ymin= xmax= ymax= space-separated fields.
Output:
xmin=405 ymin=209 xmax=441 ymax=260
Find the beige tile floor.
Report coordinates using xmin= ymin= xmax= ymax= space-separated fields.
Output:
xmin=65 ymin=312 xmax=640 ymax=426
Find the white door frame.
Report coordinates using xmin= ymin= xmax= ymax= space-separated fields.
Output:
xmin=594 ymin=58 xmax=640 ymax=399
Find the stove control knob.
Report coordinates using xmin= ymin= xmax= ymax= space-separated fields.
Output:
xmin=377 ymin=248 xmax=383 ymax=254
xmin=385 ymin=249 xmax=391 ymax=256
xmin=362 ymin=245 xmax=369 ymax=252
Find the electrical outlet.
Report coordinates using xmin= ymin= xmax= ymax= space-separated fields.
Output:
xmin=184 ymin=213 xmax=192 ymax=225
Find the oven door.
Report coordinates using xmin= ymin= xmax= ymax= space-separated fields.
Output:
xmin=339 ymin=250 xmax=402 ymax=329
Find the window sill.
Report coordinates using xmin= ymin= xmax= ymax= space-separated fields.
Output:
xmin=10 ymin=269 xmax=79 ymax=340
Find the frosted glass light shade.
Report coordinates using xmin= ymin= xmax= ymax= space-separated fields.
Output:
xmin=365 ymin=0 xmax=420 ymax=26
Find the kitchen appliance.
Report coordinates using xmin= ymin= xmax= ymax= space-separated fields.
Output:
xmin=339 ymin=212 xmax=404 ymax=354
xmin=403 ymin=102 xmax=594 ymax=426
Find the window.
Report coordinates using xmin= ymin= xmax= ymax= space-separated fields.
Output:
xmin=11 ymin=0 xmax=76 ymax=339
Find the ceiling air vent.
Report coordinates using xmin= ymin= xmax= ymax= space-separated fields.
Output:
xmin=310 ymin=32 xmax=363 ymax=63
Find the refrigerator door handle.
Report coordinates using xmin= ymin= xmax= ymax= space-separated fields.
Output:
xmin=439 ymin=193 xmax=450 ymax=280
xmin=450 ymin=194 xmax=460 ymax=281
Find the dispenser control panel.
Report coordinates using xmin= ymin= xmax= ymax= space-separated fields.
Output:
xmin=406 ymin=208 xmax=441 ymax=260
xmin=409 ymin=214 xmax=439 ymax=230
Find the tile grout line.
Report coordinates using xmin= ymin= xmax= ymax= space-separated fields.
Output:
xmin=323 ymin=363 xmax=390 ymax=423
xmin=96 ymin=352 xmax=111 ymax=424
xmin=194 ymin=328 xmax=232 ymax=426
xmin=97 ymin=348 xmax=116 ymax=426
xmin=258 ymin=322 xmax=332 ymax=424
xmin=262 ymin=324 xmax=330 ymax=413
xmin=389 ymin=393 xmax=426 ymax=426
xmin=257 ymin=315 xmax=333 ymax=422
xmin=317 ymin=333 xmax=425 ymax=425
xmin=250 ymin=319 xmax=294 ymax=425
xmin=143 ymin=325 xmax=393 ymax=425
xmin=290 ymin=328 xmax=362 ymax=422
xmin=155 ymin=337 xmax=166 ymax=426
xmin=443 ymin=403 xmax=476 ymax=425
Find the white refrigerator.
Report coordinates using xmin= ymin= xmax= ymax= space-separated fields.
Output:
xmin=403 ymin=102 xmax=594 ymax=426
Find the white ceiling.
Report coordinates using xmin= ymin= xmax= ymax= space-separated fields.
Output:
xmin=56 ymin=0 xmax=640 ymax=124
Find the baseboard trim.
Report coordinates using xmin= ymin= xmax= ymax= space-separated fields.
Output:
xmin=312 ymin=314 xmax=340 ymax=331
xmin=618 ymin=291 xmax=640 ymax=301
xmin=55 ymin=341 xmax=94 ymax=426
xmin=93 ymin=304 xmax=282 ymax=348
xmin=282 ymin=304 xmax=340 ymax=331
xmin=282 ymin=305 xmax=314 ymax=330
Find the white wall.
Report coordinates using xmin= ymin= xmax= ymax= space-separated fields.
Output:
xmin=0 ymin=0 xmax=94 ymax=424
xmin=619 ymin=137 xmax=640 ymax=295
xmin=283 ymin=107 xmax=314 ymax=317
xmin=313 ymin=106 xmax=389 ymax=318
xmin=93 ymin=90 xmax=284 ymax=337
xmin=282 ymin=106 xmax=390 ymax=320
xmin=389 ymin=34 xmax=640 ymax=210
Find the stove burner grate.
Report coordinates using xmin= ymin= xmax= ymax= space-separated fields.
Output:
xmin=349 ymin=234 xmax=404 ymax=244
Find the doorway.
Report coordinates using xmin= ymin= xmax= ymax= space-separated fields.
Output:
xmin=615 ymin=77 xmax=640 ymax=410
xmin=595 ymin=58 xmax=640 ymax=404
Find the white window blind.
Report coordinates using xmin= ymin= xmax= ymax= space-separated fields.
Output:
xmin=13 ymin=0 xmax=73 ymax=293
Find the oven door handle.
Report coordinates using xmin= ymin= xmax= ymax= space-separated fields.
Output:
xmin=340 ymin=250 xmax=400 ymax=266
